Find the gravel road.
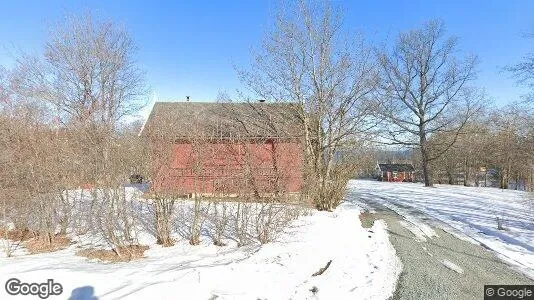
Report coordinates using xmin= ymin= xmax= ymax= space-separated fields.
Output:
xmin=352 ymin=194 xmax=534 ymax=300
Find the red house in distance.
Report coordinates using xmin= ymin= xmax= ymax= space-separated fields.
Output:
xmin=376 ymin=163 xmax=415 ymax=182
xmin=140 ymin=101 xmax=304 ymax=198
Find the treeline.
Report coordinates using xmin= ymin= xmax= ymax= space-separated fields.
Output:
xmin=429 ymin=105 xmax=534 ymax=190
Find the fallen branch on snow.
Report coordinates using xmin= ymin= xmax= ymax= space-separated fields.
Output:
xmin=312 ymin=260 xmax=332 ymax=276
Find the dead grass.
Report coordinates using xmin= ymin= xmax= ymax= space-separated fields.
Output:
xmin=0 ymin=227 xmax=36 ymax=242
xmin=24 ymin=234 xmax=73 ymax=254
xmin=77 ymin=245 xmax=149 ymax=262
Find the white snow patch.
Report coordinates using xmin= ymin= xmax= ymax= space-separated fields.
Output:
xmin=404 ymin=215 xmax=437 ymax=239
xmin=0 ymin=201 xmax=401 ymax=300
xmin=399 ymin=220 xmax=435 ymax=242
xmin=441 ymin=259 xmax=464 ymax=274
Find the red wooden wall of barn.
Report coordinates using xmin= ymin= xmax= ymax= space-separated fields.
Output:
xmin=152 ymin=139 xmax=303 ymax=196
xmin=384 ymin=171 xmax=414 ymax=182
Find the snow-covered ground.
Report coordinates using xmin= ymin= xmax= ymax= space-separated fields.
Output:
xmin=348 ymin=179 xmax=534 ymax=279
xmin=0 ymin=201 xmax=401 ymax=300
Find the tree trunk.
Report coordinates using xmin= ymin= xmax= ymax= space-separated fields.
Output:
xmin=500 ymin=169 xmax=508 ymax=189
xmin=419 ymin=126 xmax=433 ymax=187
xmin=447 ymin=170 xmax=454 ymax=185
xmin=464 ymin=158 xmax=470 ymax=187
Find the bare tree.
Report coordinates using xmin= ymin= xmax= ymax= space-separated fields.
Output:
xmin=13 ymin=13 xmax=146 ymax=129
xmin=486 ymin=106 xmax=533 ymax=190
xmin=12 ymin=12 xmax=147 ymax=198
xmin=428 ymin=116 xmax=492 ymax=186
xmin=507 ymin=33 xmax=534 ymax=108
xmin=238 ymin=0 xmax=378 ymax=210
xmin=376 ymin=20 xmax=481 ymax=186
xmin=7 ymin=13 xmax=148 ymax=256
xmin=426 ymin=102 xmax=534 ymax=191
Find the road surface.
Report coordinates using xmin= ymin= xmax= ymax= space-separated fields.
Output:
xmin=348 ymin=188 xmax=534 ymax=300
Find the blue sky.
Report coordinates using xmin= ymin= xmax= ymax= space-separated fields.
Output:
xmin=1 ymin=0 xmax=533 ymax=111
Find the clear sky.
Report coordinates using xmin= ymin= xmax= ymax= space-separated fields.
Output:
xmin=1 ymin=0 xmax=533 ymax=110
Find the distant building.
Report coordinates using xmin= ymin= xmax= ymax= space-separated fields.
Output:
xmin=375 ymin=163 xmax=415 ymax=182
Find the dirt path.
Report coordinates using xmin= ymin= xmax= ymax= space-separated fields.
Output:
xmin=356 ymin=201 xmax=534 ymax=300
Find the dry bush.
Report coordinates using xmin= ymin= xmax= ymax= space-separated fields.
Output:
xmin=208 ymin=201 xmax=230 ymax=246
xmin=77 ymin=245 xmax=149 ymax=262
xmin=173 ymin=199 xmax=211 ymax=246
xmin=2 ymin=12 xmax=148 ymax=259
xmin=232 ymin=202 xmax=252 ymax=247
xmin=0 ymin=227 xmax=33 ymax=257
xmin=30 ymin=194 xmax=63 ymax=246
xmin=226 ymin=198 xmax=305 ymax=246
xmin=2 ymin=194 xmax=33 ymax=233
xmin=0 ymin=227 xmax=35 ymax=242
xmin=139 ymin=113 xmax=179 ymax=247
xmin=134 ymin=196 xmax=177 ymax=247
xmin=0 ymin=110 xmax=73 ymax=252
xmin=253 ymin=202 xmax=301 ymax=244
xmin=175 ymin=197 xmax=307 ymax=248
xmin=153 ymin=198 xmax=175 ymax=246
xmin=190 ymin=198 xmax=209 ymax=246
xmin=89 ymin=187 xmax=142 ymax=258
xmin=24 ymin=234 xmax=72 ymax=254
xmin=67 ymin=190 xmax=92 ymax=235
xmin=307 ymin=161 xmax=355 ymax=211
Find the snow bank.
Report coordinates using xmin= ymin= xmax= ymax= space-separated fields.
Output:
xmin=348 ymin=179 xmax=534 ymax=279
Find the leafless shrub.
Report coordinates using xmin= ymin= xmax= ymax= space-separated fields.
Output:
xmin=232 ymin=202 xmax=253 ymax=247
xmin=24 ymin=234 xmax=72 ymax=254
xmin=77 ymin=244 xmax=148 ymax=262
xmin=208 ymin=201 xmax=230 ymax=246
xmin=89 ymin=188 xmax=141 ymax=259
xmin=254 ymin=202 xmax=294 ymax=244
xmin=0 ymin=227 xmax=32 ymax=257
xmin=153 ymin=198 xmax=175 ymax=246
xmin=173 ymin=199 xmax=211 ymax=246
xmin=138 ymin=110 xmax=181 ymax=246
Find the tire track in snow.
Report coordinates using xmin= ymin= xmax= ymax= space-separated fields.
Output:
xmin=351 ymin=192 xmax=534 ymax=300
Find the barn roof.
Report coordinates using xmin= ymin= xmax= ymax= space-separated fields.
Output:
xmin=378 ymin=163 xmax=415 ymax=172
xmin=140 ymin=101 xmax=303 ymax=140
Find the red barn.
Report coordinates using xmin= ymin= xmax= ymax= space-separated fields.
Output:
xmin=141 ymin=101 xmax=304 ymax=198
xmin=376 ymin=163 xmax=415 ymax=182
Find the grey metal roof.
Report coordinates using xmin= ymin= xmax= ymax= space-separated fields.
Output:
xmin=141 ymin=101 xmax=303 ymax=139
xmin=378 ymin=164 xmax=415 ymax=172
